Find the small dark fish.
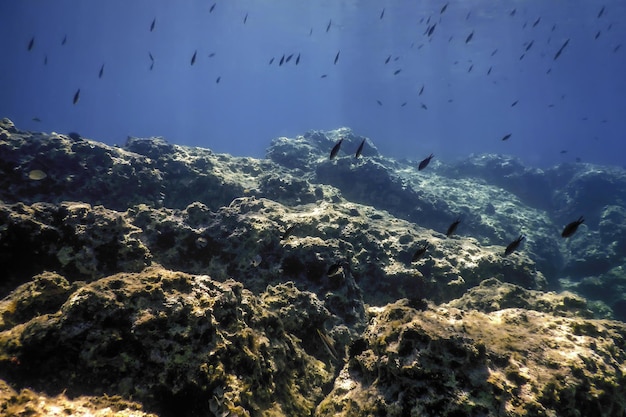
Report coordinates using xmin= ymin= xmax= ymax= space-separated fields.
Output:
xmin=419 ymin=85 xmax=424 ymax=95
xmin=380 ymin=8 xmax=385 ymax=19
xmin=560 ymin=150 xmax=568 ymax=154
xmin=491 ymin=48 xmax=498 ymax=56
xmin=595 ymin=31 xmax=601 ymax=40
xmin=327 ymin=262 xmax=343 ymax=277
xmin=191 ymin=50 xmax=197 ymax=65
xmin=209 ymin=3 xmax=216 ymax=13
xmin=150 ymin=62 xmax=154 ymax=71
xmin=418 ymin=154 xmax=434 ymax=170
xmin=445 ymin=218 xmax=461 ymax=237
xmin=269 ymin=57 xmax=275 ymax=65
xmin=385 ymin=55 xmax=391 ymax=64
xmin=281 ymin=225 xmax=295 ymax=240
xmin=532 ymin=17 xmax=541 ymax=27
xmin=216 ymin=76 xmax=221 ymax=83
xmin=98 ymin=63 xmax=104 ymax=78
xmin=510 ymin=8 xmax=516 ymax=16
xmin=467 ymin=64 xmax=473 ymax=72
xmin=149 ymin=52 xmax=154 ymax=62
xmin=285 ymin=53 xmax=294 ymax=63
xmin=27 ymin=37 xmax=34 ymax=51
xmin=487 ymin=66 xmax=492 ymax=75
xmin=320 ymin=74 xmax=328 ymax=78
xmin=393 ymin=69 xmax=402 ymax=75
xmin=511 ymin=100 xmax=518 ymax=107
xmin=295 ymin=53 xmax=300 ymax=65
xmin=73 ymin=88 xmax=80 ymax=105
xmin=552 ymin=24 xmax=557 ymax=32
xmin=243 ymin=12 xmax=248 ymax=24
xmin=554 ymin=39 xmax=570 ymax=60
xmin=466 ymin=11 xmax=471 ymax=20
xmin=279 ymin=54 xmax=285 ymax=66
xmin=400 ymin=102 xmax=407 ymax=107
xmin=330 ymin=138 xmax=343 ymax=160
xmin=326 ymin=19 xmax=332 ymax=32
xmin=355 ymin=139 xmax=366 ymax=158
xmin=376 ymin=100 xmax=383 ymax=106
xmin=546 ymin=68 xmax=552 ymax=74
xmin=150 ymin=17 xmax=156 ymax=31
xmin=465 ymin=31 xmax=474 ymax=43
xmin=501 ymin=133 xmax=512 ymax=141
xmin=317 ymin=329 xmax=339 ymax=360
xmin=519 ymin=53 xmax=525 ymax=60
xmin=208 ymin=52 xmax=216 ymax=57
xmin=309 ymin=28 xmax=313 ymax=36
xmin=412 ymin=243 xmax=430 ymax=262
xmin=614 ymin=44 xmax=622 ymax=53
xmin=504 ymin=235 xmax=525 ymax=256
xmin=562 ymin=216 xmax=584 ymax=238
xmin=43 ymin=55 xmax=48 ymax=65
xmin=334 ymin=50 xmax=340 ymax=65
xmin=525 ymin=40 xmax=534 ymax=51
xmin=428 ymin=24 xmax=436 ymax=36
xmin=440 ymin=3 xmax=448 ymax=14
xmin=67 ymin=132 xmax=81 ymax=141
xmin=420 ymin=103 xmax=428 ymax=110
xmin=598 ymin=6 xmax=605 ymax=18
xmin=32 ymin=117 xmax=41 ymax=122
xmin=61 ymin=35 xmax=67 ymax=45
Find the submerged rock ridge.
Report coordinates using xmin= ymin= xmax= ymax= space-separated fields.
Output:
xmin=1 ymin=119 xmax=626 ymax=416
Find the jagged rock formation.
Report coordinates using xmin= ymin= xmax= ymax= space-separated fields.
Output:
xmin=2 ymin=118 xmax=626 ymax=416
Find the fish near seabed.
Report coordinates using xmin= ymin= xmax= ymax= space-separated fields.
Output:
xmin=504 ymin=235 xmax=525 ymax=256
xmin=446 ymin=218 xmax=461 ymax=237
xmin=330 ymin=138 xmax=343 ymax=160
xmin=562 ymin=216 xmax=584 ymax=237
xmin=73 ymin=88 xmax=80 ymax=105
xmin=418 ymin=154 xmax=434 ymax=170
xmin=412 ymin=243 xmax=430 ymax=262
xmin=355 ymin=139 xmax=366 ymax=158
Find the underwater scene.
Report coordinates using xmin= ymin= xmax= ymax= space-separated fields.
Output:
xmin=1 ymin=1 xmax=626 ymax=416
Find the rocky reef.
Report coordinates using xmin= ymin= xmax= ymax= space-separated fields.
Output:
xmin=1 ymin=118 xmax=626 ymax=416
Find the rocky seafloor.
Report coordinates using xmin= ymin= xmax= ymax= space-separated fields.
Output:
xmin=1 ymin=118 xmax=625 ymax=416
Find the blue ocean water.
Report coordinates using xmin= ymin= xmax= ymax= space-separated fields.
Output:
xmin=1 ymin=0 xmax=624 ymax=168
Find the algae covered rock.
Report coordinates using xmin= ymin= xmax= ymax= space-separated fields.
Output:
xmin=316 ymin=300 xmax=626 ymax=417
xmin=0 ymin=267 xmax=333 ymax=417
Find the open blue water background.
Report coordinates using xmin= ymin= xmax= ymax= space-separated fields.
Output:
xmin=1 ymin=0 xmax=624 ymax=168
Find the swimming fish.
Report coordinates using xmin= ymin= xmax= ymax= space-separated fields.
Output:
xmin=320 ymin=74 xmax=328 ymax=78
xmin=209 ymin=3 xmax=216 ymax=13
xmin=385 ymin=55 xmax=391 ymax=64
xmin=525 ymin=40 xmax=534 ymax=51
xmin=418 ymin=154 xmax=434 ymax=170
xmin=504 ymin=235 xmax=525 ymax=256
xmin=330 ymin=138 xmax=343 ymax=160
xmin=465 ymin=31 xmax=474 ymax=43
xmin=208 ymin=52 xmax=216 ymax=57
xmin=61 ymin=35 xmax=67 ymax=45
xmin=487 ymin=66 xmax=492 ymax=75
xmin=501 ymin=133 xmax=512 ymax=141
xmin=73 ymin=89 xmax=80 ymax=105
xmin=216 ymin=76 xmax=221 ymax=83
xmin=420 ymin=103 xmax=428 ymax=110
xmin=67 ymin=132 xmax=81 ymax=141
xmin=532 ymin=17 xmax=541 ymax=27
xmin=243 ymin=13 xmax=248 ymax=24
xmin=295 ymin=53 xmax=300 ymax=65
xmin=281 ymin=225 xmax=296 ymax=240
xmin=27 ymin=37 xmax=34 ymax=51
xmin=317 ymin=329 xmax=338 ymax=360
xmin=355 ymin=139 xmax=365 ymax=158
xmin=562 ymin=216 xmax=584 ymax=237
xmin=440 ymin=3 xmax=448 ymax=14
xmin=446 ymin=218 xmax=461 ymax=237
xmin=28 ymin=169 xmax=47 ymax=181
xmin=376 ymin=100 xmax=383 ymax=106
xmin=43 ymin=55 xmax=47 ymax=65
xmin=554 ymin=39 xmax=570 ymax=60
xmin=393 ymin=69 xmax=402 ymax=75
xmin=285 ymin=53 xmax=294 ymax=63
xmin=491 ymin=49 xmax=498 ymax=56
xmin=279 ymin=54 xmax=285 ymax=66
xmin=412 ymin=243 xmax=430 ymax=262
xmin=150 ymin=17 xmax=156 ymax=31
xmin=269 ymin=57 xmax=275 ymax=65
xmin=149 ymin=52 xmax=154 ymax=61
xmin=99 ymin=63 xmax=104 ymax=78
xmin=380 ymin=8 xmax=385 ymax=19
xmin=598 ymin=6 xmax=605 ymax=18
xmin=419 ymin=85 xmax=424 ymax=95
xmin=32 ymin=117 xmax=41 ymax=122
xmin=326 ymin=19 xmax=332 ymax=32
xmin=511 ymin=100 xmax=519 ymax=107
xmin=595 ymin=31 xmax=601 ymax=40
xmin=334 ymin=51 xmax=340 ymax=65
xmin=191 ymin=50 xmax=197 ymax=65
xmin=427 ymin=24 xmax=436 ymax=37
